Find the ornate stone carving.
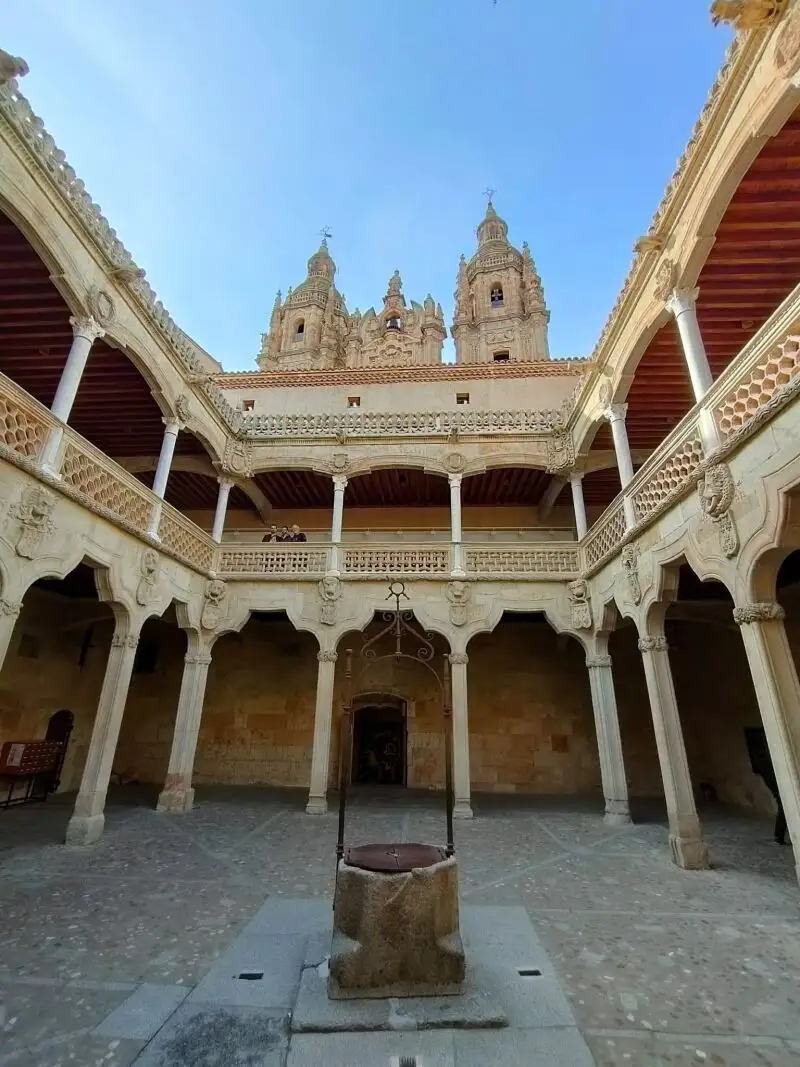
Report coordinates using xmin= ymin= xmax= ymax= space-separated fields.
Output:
xmin=598 ymin=378 xmax=613 ymax=409
xmin=0 ymin=598 xmax=22 ymax=617
xmin=638 ymin=636 xmax=668 ymax=652
xmin=318 ymin=576 xmax=343 ymax=626
xmin=445 ymin=580 xmax=472 ymax=627
xmin=634 ymin=234 xmax=665 ymax=255
xmin=329 ymin=452 xmax=349 ymax=473
xmin=445 ymin=452 xmax=467 ymax=474
xmin=222 ymin=439 xmax=253 ymax=478
xmin=733 ymin=603 xmax=786 ymax=624
xmin=242 ymin=408 xmax=566 ymax=440
xmin=545 ymin=431 xmax=575 ymax=473
xmin=0 ymin=49 xmax=28 ymax=87
xmin=111 ymin=632 xmax=139 ymax=649
xmin=135 ymin=548 xmax=160 ymax=606
xmin=653 ymin=258 xmax=678 ymax=301
xmin=175 ymin=394 xmax=191 ymax=424
xmin=585 ymin=654 xmax=612 ymax=669
xmin=711 ymin=0 xmax=784 ymax=31
xmin=201 ymin=579 xmax=227 ymax=630
xmin=9 ymin=485 xmax=55 ymax=559
xmin=698 ymin=463 xmax=739 ymax=558
xmin=776 ymin=2 xmax=800 ymax=70
xmin=86 ymin=287 xmax=116 ymax=327
xmin=185 ymin=652 xmax=213 ymax=666
xmin=567 ymin=579 xmax=592 ymax=630
xmin=69 ymin=315 xmax=105 ymax=343
xmin=318 ymin=650 xmax=338 ymax=663
xmin=621 ymin=544 xmax=642 ymax=605
xmin=448 ymin=652 xmax=469 ymax=666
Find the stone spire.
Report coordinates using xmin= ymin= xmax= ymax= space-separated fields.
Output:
xmin=476 ymin=198 xmax=510 ymax=249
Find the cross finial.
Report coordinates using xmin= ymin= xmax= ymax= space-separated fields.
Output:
xmin=483 ymin=187 xmax=496 ymax=203
xmin=319 ymin=226 xmax=333 ymax=242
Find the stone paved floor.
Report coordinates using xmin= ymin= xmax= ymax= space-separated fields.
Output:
xmin=0 ymin=786 xmax=798 ymax=1065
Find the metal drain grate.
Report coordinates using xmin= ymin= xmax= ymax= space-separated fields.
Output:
xmin=391 ymin=1058 xmax=417 ymax=1067
xmin=518 ymin=967 xmax=542 ymax=977
xmin=237 ymin=971 xmax=264 ymax=980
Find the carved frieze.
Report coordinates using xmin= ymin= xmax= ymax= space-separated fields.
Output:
xmin=638 ymin=636 xmax=668 ymax=653
xmin=241 ymin=408 xmax=566 ymax=440
xmin=698 ymin=463 xmax=739 ymax=558
xmin=567 ymin=579 xmax=592 ymax=630
xmin=733 ymin=602 xmax=786 ymax=624
xmin=201 ymin=579 xmax=227 ymax=630
xmin=9 ymin=485 xmax=55 ymax=559
xmin=135 ymin=548 xmax=160 ymax=606
xmin=621 ymin=544 xmax=642 ymax=605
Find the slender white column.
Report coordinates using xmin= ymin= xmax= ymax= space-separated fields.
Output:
xmin=665 ymin=288 xmax=720 ymax=451
xmin=734 ymin=603 xmax=800 ymax=885
xmin=0 ymin=598 xmax=22 ymax=674
xmin=570 ymin=473 xmax=588 ymax=540
xmin=157 ymin=648 xmax=213 ymax=813
xmin=449 ymin=651 xmax=473 ymax=818
xmin=449 ymin=473 xmax=465 ymax=577
xmin=585 ymin=654 xmax=630 ymax=825
xmin=40 ymin=315 xmax=105 ymax=474
xmin=65 ymin=623 xmax=140 ymax=845
xmin=604 ymin=403 xmax=637 ymax=528
xmin=638 ymin=634 xmax=709 ymax=869
xmin=328 ymin=475 xmax=347 ymax=576
xmin=147 ymin=418 xmax=181 ymax=537
xmin=211 ymin=478 xmax=235 ymax=543
xmin=665 ymin=288 xmax=713 ymax=400
xmin=306 ymin=650 xmax=338 ymax=814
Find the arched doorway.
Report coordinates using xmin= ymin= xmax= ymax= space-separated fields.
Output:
xmin=351 ymin=695 xmax=407 ymax=786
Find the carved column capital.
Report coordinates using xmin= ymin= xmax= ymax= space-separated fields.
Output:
xmin=449 ymin=652 xmax=469 ymax=665
xmin=184 ymin=652 xmax=213 ymax=666
xmin=69 ymin=315 xmax=105 ymax=343
xmin=318 ymin=650 xmax=338 ymax=663
xmin=448 ymin=473 xmax=463 ymax=489
xmin=603 ymin=403 xmax=628 ymax=424
xmin=217 ymin=476 xmax=236 ymax=491
xmin=0 ymin=598 xmax=22 ymax=617
xmin=162 ymin=416 xmax=183 ymax=435
xmin=733 ymin=602 xmax=786 ymax=625
xmin=638 ymin=636 xmax=668 ymax=653
xmin=111 ymin=632 xmax=139 ymax=649
xmin=585 ymin=654 xmax=612 ymax=669
xmin=664 ymin=287 xmax=699 ymax=318
xmin=332 ymin=475 xmax=348 ymax=492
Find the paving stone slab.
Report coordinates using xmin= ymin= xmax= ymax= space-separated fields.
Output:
xmin=453 ymin=1026 xmax=596 ymax=1067
xmin=186 ymin=933 xmax=307 ymax=1010
xmin=94 ymin=983 xmax=191 ymax=1041
xmin=286 ymin=1030 xmax=456 ymax=1067
xmin=131 ymin=1003 xmax=288 ymax=1067
xmin=243 ymin=897 xmax=331 ymax=936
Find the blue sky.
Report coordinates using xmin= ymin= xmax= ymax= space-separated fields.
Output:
xmin=4 ymin=1 xmax=731 ymax=370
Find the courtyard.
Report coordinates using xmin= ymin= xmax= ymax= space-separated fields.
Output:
xmin=0 ymin=789 xmax=798 ymax=1066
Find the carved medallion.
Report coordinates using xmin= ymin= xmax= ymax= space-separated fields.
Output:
xmin=222 ymin=439 xmax=253 ymax=479
xmin=567 ymin=579 xmax=592 ymax=630
xmin=545 ymin=432 xmax=575 ymax=474
xmin=445 ymin=580 xmax=471 ymax=627
xmin=175 ymin=393 xmax=191 ymax=424
xmin=653 ymin=258 xmax=678 ymax=302
xmin=697 ymin=463 xmax=739 ymax=558
xmin=135 ymin=548 xmax=160 ymax=606
xmin=9 ymin=485 xmax=55 ymax=559
xmin=621 ymin=544 xmax=642 ymax=606
xmin=444 ymin=452 xmax=467 ymax=474
xmin=329 ymin=452 xmax=349 ymax=474
xmin=318 ymin=575 xmax=342 ymax=626
xmin=87 ymin=286 xmax=116 ymax=327
xmin=201 ymin=579 xmax=227 ymax=630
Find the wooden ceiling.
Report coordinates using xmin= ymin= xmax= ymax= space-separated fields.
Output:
xmin=135 ymin=469 xmax=254 ymax=513
xmin=586 ymin=102 xmax=800 ymax=507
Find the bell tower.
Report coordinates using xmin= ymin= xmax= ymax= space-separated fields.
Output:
xmin=451 ymin=199 xmax=550 ymax=365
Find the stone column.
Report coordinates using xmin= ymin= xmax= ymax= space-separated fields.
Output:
xmin=585 ymin=654 xmax=630 ymax=825
xmin=604 ymin=403 xmax=637 ymax=529
xmin=449 ymin=651 xmax=473 ymax=818
xmin=211 ymin=477 xmax=234 ymax=543
xmin=0 ymin=597 xmax=22 ymax=674
xmin=734 ymin=603 xmax=800 ymax=884
xmin=156 ymin=648 xmax=213 ymax=813
xmin=638 ymin=634 xmax=709 ymax=868
xmin=570 ymin=473 xmax=588 ymax=540
xmin=40 ymin=315 xmax=105 ymax=474
xmin=306 ymin=650 xmax=338 ymax=814
xmin=65 ymin=623 xmax=140 ymax=845
xmin=147 ymin=418 xmax=181 ymax=537
xmin=328 ymin=475 xmax=347 ymax=576
xmin=665 ymin=288 xmax=719 ymax=450
xmin=449 ymin=474 xmax=466 ymax=578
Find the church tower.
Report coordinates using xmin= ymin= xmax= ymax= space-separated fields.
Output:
xmin=257 ymin=238 xmax=349 ymax=370
xmin=347 ymin=271 xmax=446 ymax=368
xmin=451 ymin=200 xmax=550 ymax=364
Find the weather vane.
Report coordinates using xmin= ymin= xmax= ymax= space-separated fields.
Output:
xmin=482 ymin=186 xmax=496 ymax=203
xmin=319 ymin=225 xmax=333 ymax=242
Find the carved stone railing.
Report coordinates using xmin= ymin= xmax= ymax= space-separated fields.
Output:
xmin=61 ymin=435 xmax=155 ymax=534
xmin=217 ymin=543 xmax=328 ymax=578
xmin=241 ymin=407 xmax=566 ymax=439
xmin=342 ymin=545 xmax=452 ymax=579
xmin=632 ymin=423 xmax=705 ymax=522
xmin=465 ymin=544 xmax=580 ymax=579
xmin=158 ymin=501 xmax=216 ymax=573
xmin=0 ymin=374 xmax=54 ymax=463
xmin=584 ymin=500 xmax=627 ymax=571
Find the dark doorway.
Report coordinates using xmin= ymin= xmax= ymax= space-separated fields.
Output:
xmin=352 ymin=704 xmax=406 ymax=786
xmin=45 ymin=709 xmax=74 ymax=794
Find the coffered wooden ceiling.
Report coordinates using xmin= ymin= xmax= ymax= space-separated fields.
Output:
xmin=135 ymin=469 xmax=253 ymax=513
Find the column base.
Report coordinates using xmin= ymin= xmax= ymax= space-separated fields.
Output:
xmin=156 ymin=785 xmax=195 ymax=813
xmin=453 ymin=800 xmax=473 ymax=820
xmin=669 ymin=833 xmax=710 ymax=870
xmin=65 ymin=812 xmax=104 ymax=845
xmin=305 ymin=795 xmax=328 ymax=815
xmin=603 ymin=800 xmax=631 ymax=827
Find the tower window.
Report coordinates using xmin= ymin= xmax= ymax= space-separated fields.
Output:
xmin=456 ymin=392 xmax=470 ymax=405
xmin=347 ymin=396 xmax=361 ymax=408
xmin=386 ymin=316 xmax=400 ymax=330
xmin=490 ymin=284 xmax=504 ymax=307
xmin=295 ymin=319 xmax=305 ymax=338
xmin=493 ymin=350 xmax=510 ymax=362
